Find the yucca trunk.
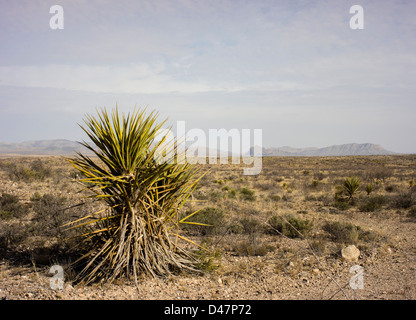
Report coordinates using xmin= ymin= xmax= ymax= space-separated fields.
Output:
xmin=64 ymin=107 xmax=204 ymax=286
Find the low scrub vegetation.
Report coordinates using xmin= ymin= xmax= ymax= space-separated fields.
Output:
xmin=0 ymin=145 xmax=415 ymax=292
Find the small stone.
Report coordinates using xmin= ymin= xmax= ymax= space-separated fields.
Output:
xmin=341 ymin=245 xmax=360 ymax=262
xmin=65 ymin=284 xmax=74 ymax=291
xmin=312 ymin=268 xmax=320 ymax=275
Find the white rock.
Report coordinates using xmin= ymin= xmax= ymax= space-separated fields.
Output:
xmin=341 ymin=245 xmax=360 ymax=262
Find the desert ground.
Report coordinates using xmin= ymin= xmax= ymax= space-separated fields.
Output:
xmin=0 ymin=154 xmax=415 ymax=300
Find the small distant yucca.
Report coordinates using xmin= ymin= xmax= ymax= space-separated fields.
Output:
xmin=64 ymin=107 xmax=205 ymax=286
xmin=343 ymin=176 xmax=362 ymax=202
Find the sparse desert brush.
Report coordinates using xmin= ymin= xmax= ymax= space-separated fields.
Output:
xmin=0 ymin=193 xmax=28 ymax=220
xmin=322 ymin=221 xmax=377 ymax=245
xmin=391 ymin=191 xmax=416 ymax=209
xmin=367 ymin=166 xmax=393 ymax=183
xmin=64 ymin=107 xmax=204 ymax=286
xmin=7 ymin=158 xmax=52 ymax=182
xmin=310 ymin=180 xmax=320 ymax=188
xmin=309 ymin=238 xmax=327 ymax=256
xmin=239 ymin=217 xmax=261 ymax=235
xmin=268 ymin=194 xmax=281 ymax=202
xmin=31 ymin=193 xmax=72 ymax=237
xmin=267 ymin=214 xmax=313 ymax=238
xmin=359 ymin=195 xmax=387 ymax=212
xmin=233 ymin=239 xmax=274 ymax=256
xmin=181 ymin=207 xmax=225 ymax=236
xmin=239 ymin=187 xmax=256 ymax=201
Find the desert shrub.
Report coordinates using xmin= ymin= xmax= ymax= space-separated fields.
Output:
xmin=239 ymin=217 xmax=261 ymax=235
xmin=32 ymin=193 xmax=69 ymax=237
xmin=182 ymin=207 xmax=225 ymax=236
xmin=314 ymin=172 xmax=326 ymax=181
xmin=283 ymin=215 xmax=313 ymax=238
xmin=239 ymin=187 xmax=256 ymax=201
xmin=359 ymin=195 xmax=387 ymax=212
xmin=253 ymin=181 xmax=274 ymax=191
xmin=367 ymin=166 xmax=393 ymax=182
xmin=281 ymin=194 xmax=293 ymax=202
xmin=223 ymin=187 xmax=238 ymax=199
xmin=323 ymin=221 xmax=375 ymax=245
xmin=311 ymin=180 xmax=320 ymax=188
xmin=8 ymin=159 xmax=52 ymax=182
xmin=267 ymin=214 xmax=312 ymax=238
xmin=304 ymin=195 xmax=318 ymax=202
xmin=228 ymin=221 xmax=244 ymax=234
xmin=0 ymin=222 xmax=29 ymax=255
xmin=233 ymin=240 xmax=275 ymax=256
xmin=268 ymin=194 xmax=281 ymax=202
xmin=192 ymin=241 xmax=222 ymax=273
xmin=391 ymin=191 xmax=416 ymax=209
xmin=323 ymin=221 xmax=360 ymax=244
xmin=30 ymin=191 xmax=43 ymax=202
xmin=208 ymin=190 xmax=224 ymax=201
xmin=0 ymin=193 xmax=28 ymax=220
xmin=334 ymin=200 xmax=350 ymax=210
xmin=408 ymin=206 xmax=416 ymax=219
xmin=309 ymin=238 xmax=327 ymax=256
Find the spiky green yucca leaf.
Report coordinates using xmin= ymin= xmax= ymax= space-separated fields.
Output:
xmin=343 ymin=176 xmax=362 ymax=201
xmin=65 ymin=107 xmax=204 ymax=286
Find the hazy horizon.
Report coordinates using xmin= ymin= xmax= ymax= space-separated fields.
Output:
xmin=1 ymin=1 xmax=415 ymax=154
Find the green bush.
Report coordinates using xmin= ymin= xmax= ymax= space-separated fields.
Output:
xmin=267 ymin=214 xmax=313 ymax=238
xmin=182 ymin=207 xmax=225 ymax=236
xmin=31 ymin=193 xmax=69 ymax=237
xmin=8 ymin=159 xmax=52 ymax=182
xmin=333 ymin=199 xmax=350 ymax=211
xmin=391 ymin=191 xmax=415 ymax=209
xmin=268 ymin=194 xmax=281 ymax=202
xmin=239 ymin=217 xmax=261 ymax=235
xmin=311 ymin=180 xmax=320 ymax=188
xmin=359 ymin=195 xmax=387 ymax=212
xmin=240 ymin=187 xmax=256 ymax=201
xmin=233 ymin=240 xmax=275 ymax=256
xmin=323 ymin=221 xmax=360 ymax=244
xmin=0 ymin=193 xmax=28 ymax=220
xmin=322 ymin=221 xmax=376 ymax=245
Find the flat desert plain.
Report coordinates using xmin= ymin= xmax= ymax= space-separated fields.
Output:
xmin=0 ymin=155 xmax=415 ymax=300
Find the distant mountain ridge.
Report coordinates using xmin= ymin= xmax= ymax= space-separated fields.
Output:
xmin=0 ymin=139 xmax=88 ymax=155
xmin=251 ymin=143 xmax=396 ymax=156
xmin=0 ymin=140 xmax=397 ymax=156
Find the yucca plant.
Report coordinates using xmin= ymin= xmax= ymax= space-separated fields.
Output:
xmin=64 ymin=107 xmax=207 ymax=287
xmin=343 ymin=176 xmax=362 ymax=203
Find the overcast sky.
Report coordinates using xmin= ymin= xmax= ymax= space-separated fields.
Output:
xmin=0 ymin=0 xmax=415 ymax=153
